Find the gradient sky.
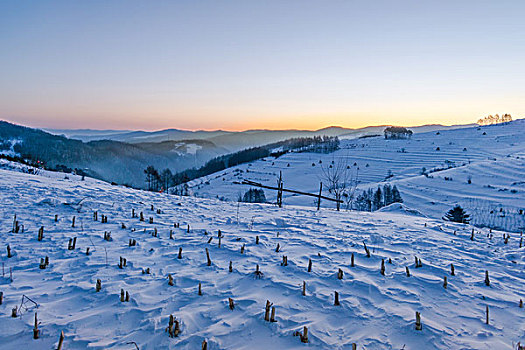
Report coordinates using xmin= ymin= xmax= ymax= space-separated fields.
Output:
xmin=1 ymin=1 xmax=524 ymax=131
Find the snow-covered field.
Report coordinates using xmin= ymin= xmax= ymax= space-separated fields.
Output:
xmin=1 ymin=165 xmax=524 ymax=349
xmin=188 ymin=120 xmax=525 ymax=232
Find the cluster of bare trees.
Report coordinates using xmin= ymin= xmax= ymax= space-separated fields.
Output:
xmin=144 ymin=166 xmax=179 ymax=193
xmin=477 ymin=114 xmax=512 ymax=125
xmin=384 ymin=127 xmax=413 ymax=140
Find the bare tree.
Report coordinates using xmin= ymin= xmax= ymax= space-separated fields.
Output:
xmin=320 ymin=157 xmax=354 ymax=211
xmin=343 ymin=166 xmax=359 ymax=210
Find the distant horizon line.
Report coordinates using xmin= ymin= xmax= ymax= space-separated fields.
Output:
xmin=2 ymin=118 xmax=488 ymax=134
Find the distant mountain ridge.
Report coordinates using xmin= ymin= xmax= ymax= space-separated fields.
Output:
xmin=3 ymin=120 xmax=479 ymax=188
xmin=1 ymin=121 xmax=226 ymax=188
xmin=47 ymin=122 xmax=476 ymax=153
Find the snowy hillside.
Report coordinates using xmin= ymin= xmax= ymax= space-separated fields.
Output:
xmin=0 ymin=165 xmax=524 ymax=349
xmin=187 ymin=120 xmax=525 ymax=232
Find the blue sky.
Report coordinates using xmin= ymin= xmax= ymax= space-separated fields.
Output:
xmin=1 ymin=1 xmax=524 ymax=130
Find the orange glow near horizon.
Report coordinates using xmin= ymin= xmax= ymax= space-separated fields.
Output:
xmin=3 ymin=101 xmax=522 ymax=132
xmin=0 ymin=113 xmax=503 ymax=132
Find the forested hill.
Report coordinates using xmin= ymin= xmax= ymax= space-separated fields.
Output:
xmin=0 ymin=121 xmax=224 ymax=187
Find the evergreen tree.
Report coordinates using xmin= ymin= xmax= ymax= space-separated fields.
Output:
xmin=241 ymin=188 xmax=266 ymax=203
xmin=355 ymin=191 xmax=368 ymax=211
xmin=160 ymin=168 xmax=173 ymax=192
xmin=353 ymin=185 xmax=403 ymax=211
xmin=383 ymin=184 xmax=393 ymax=206
xmin=373 ymin=187 xmax=383 ymax=210
xmin=366 ymin=188 xmax=373 ymax=211
xmin=443 ymin=205 xmax=470 ymax=223
xmin=392 ymin=185 xmax=403 ymax=203
xmin=144 ymin=166 xmax=160 ymax=191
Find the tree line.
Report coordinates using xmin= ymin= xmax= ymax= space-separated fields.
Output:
xmin=477 ymin=114 xmax=512 ymax=126
xmin=384 ymin=127 xmax=413 ymax=140
xmin=353 ymin=184 xmax=403 ymax=211
xmin=144 ymin=136 xmax=340 ymax=193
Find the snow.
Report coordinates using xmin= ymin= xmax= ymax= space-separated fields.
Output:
xmin=1 ymin=165 xmax=524 ymax=349
xmin=170 ymin=143 xmax=203 ymax=156
xmin=187 ymin=119 xmax=525 ymax=232
xmin=377 ymin=203 xmax=426 ymax=217
xmin=0 ymin=139 xmax=21 ymax=158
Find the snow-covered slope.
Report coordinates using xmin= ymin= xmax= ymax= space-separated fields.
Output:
xmin=188 ymin=120 xmax=525 ymax=232
xmin=0 ymin=166 xmax=524 ymax=349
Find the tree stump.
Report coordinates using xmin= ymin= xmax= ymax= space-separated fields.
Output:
xmin=33 ymin=312 xmax=39 ymax=339
xmin=254 ymin=264 xmax=263 ymax=278
xmin=363 ymin=242 xmax=370 ymax=257
xmin=270 ymin=306 xmax=276 ymax=322
xmin=206 ymin=248 xmax=211 ymax=266
xmin=167 ymin=315 xmax=180 ymax=337
xmin=415 ymin=311 xmax=422 ymax=330
xmin=301 ymin=326 xmax=308 ymax=343
xmin=264 ymin=300 xmax=271 ymax=321
xmin=57 ymin=331 xmax=65 ymax=350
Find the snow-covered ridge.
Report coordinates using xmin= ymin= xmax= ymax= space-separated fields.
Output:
xmin=0 ymin=166 xmax=524 ymax=349
xmin=187 ymin=119 xmax=525 ymax=232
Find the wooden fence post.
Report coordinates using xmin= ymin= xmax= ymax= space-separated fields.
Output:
xmin=317 ymin=182 xmax=322 ymax=210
